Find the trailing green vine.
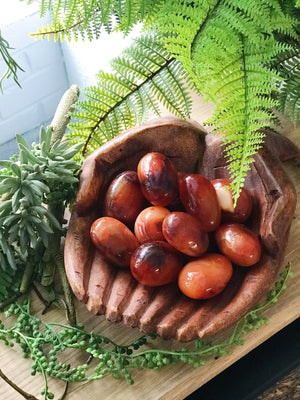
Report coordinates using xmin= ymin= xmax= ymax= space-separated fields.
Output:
xmin=0 ymin=264 xmax=292 ymax=399
xmin=0 ymin=30 xmax=24 ymax=93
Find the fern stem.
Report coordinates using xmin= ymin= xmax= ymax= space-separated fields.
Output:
xmin=31 ymin=20 xmax=84 ymax=38
xmin=81 ymin=56 xmax=176 ymax=156
xmin=31 ymin=6 xmax=102 ymax=39
xmin=190 ymin=0 xmax=222 ymax=59
xmin=236 ymin=35 xmax=251 ymax=200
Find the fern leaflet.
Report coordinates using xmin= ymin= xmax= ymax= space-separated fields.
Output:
xmin=67 ymin=32 xmax=192 ymax=159
xmin=276 ymin=51 xmax=300 ymax=124
xmin=29 ymin=0 xmax=163 ymax=41
xmin=273 ymin=2 xmax=300 ymax=124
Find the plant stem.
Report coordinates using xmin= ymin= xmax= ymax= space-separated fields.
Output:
xmin=20 ymin=262 xmax=34 ymax=293
xmin=58 ymin=381 xmax=69 ymax=400
xmin=0 ymin=369 xmax=39 ymax=400
xmin=44 ymin=200 xmax=77 ymax=326
xmin=190 ymin=0 xmax=222 ymax=58
xmin=56 ymin=251 xmax=77 ymax=326
xmin=81 ymin=56 xmax=176 ymax=156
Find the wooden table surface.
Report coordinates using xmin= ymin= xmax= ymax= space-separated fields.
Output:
xmin=0 ymin=96 xmax=299 ymax=400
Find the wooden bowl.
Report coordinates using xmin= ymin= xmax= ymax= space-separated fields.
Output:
xmin=64 ymin=117 xmax=297 ymax=342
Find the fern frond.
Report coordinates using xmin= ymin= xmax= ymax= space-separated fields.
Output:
xmin=205 ymin=36 xmax=283 ymax=197
xmin=35 ymin=0 xmax=53 ymax=17
xmin=31 ymin=0 xmax=105 ymax=41
xmin=272 ymin=2 xmax=300 ymax=123
xmin=153 ymin=0 xmax=297 ymax=202
xmin=30 ymin=0 xmax=162 ymax=41
xmin=225 ymin=0 xmax=298 ymax=38
xmin=67 ymin=32 xmax=192 ymax=158
xmin=276 ymin=52 xmax=300 ymax=123
xmin=114 ymin=0 xmax=144 ymax=33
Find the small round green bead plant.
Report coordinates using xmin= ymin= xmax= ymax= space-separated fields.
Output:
xmin=0 ymin=264 xmax=292 ymax=400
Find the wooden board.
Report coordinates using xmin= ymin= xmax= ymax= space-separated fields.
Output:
xmin=0 ymin=95 xmax=299 ymax=400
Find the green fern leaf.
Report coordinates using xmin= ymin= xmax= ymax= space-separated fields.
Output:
xmin=67 ymin=32 xmax=192 ymax=158
xmin=153 ymin=0 xmax=297 ymax=202
xmin=30 ymin=0 xmax=162 ymax=41
xmin=114 ymin=0 xmax=144 ymax=33
xmin=276 ymin=54 xmax=300 ymax=123
xmin=272 ymin=3 xmax=300 ymax=123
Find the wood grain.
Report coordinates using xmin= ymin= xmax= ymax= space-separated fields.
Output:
xmin=0 ymin=95 xmax=299 ymax=400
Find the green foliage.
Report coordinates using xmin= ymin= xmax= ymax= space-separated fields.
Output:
xmin=1 ymin=3 xmax=297 ymax=397
xmin=0 ymin=126 xmax=82 ymax=298
xmin=29 ymin=0 xmax=162 ymax=41
xmin=67 ymin=31 xmax=192 ymax=159
xmin=59 ymin=0 xmax=299 ymax=202
xmin=152 ymin=0 xmax=298 ymax=200
xmin=273 ymin=3 xmax=300 ymax=124
xmin=25 ymin=0 xmax=300 ymax=201
xmin=0 ymin=268 xmax=21 ymax=305
xmin=206 ymin=36 xmax=285 ymax=196
xmin=0 ymin=263 xmax=291 ymax=398
xmin=0 ymin=30 xmax=24 ymax=93
xmin=276 ymin=50 xmax=300 ymax=124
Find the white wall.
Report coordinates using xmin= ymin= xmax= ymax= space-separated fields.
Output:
xmin=61 ymin=25 xmax=142 ymax=89
xmin=0 ymin=4 xmax=141 ymax=159
xmin=0 ymin=0 xmax=39 ymax=26
xmin=0 ymin=7 xmax=70 ymax=158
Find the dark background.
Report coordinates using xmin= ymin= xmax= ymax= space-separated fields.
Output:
xmin=184 ymin=319 xmax=300 ymax=400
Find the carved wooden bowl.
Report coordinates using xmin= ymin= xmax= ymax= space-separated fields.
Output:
xmin=64 ymin=117 xmax=297 ymax=342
